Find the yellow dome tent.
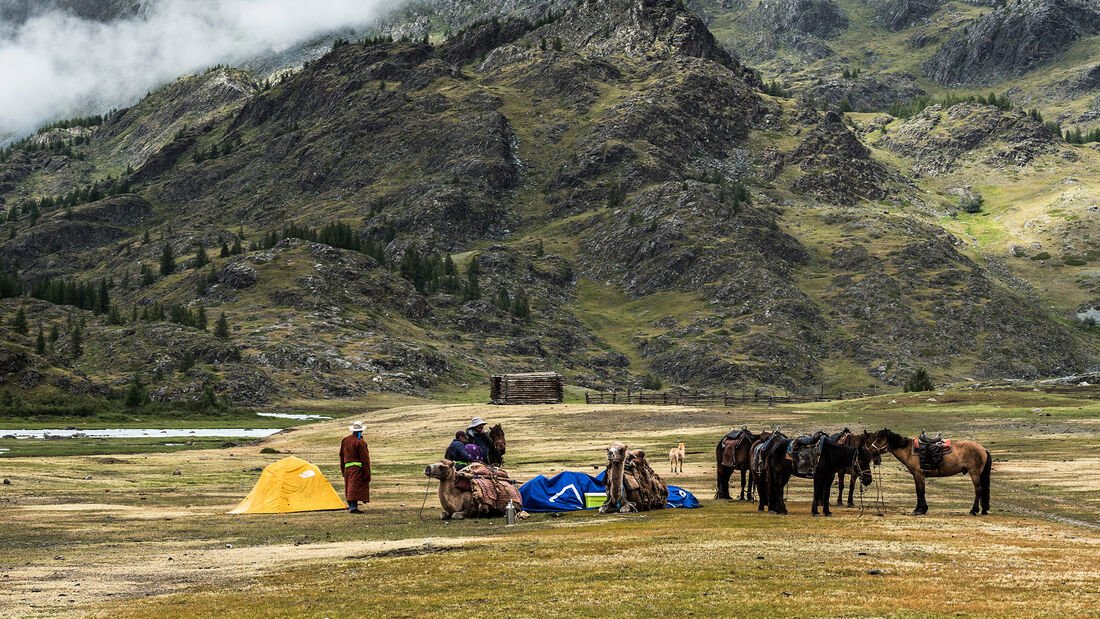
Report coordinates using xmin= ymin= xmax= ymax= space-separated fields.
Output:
xmin=229 ymin=456 xmax=347 ymax=514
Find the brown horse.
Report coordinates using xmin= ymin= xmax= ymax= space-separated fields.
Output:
xmin=835 ymin=431 xmax=881 ymax=507
xmin=869 ymin=428 xmax=991 ymax=516
xmin=715 ymin=427 xmax=759 ymax=501
xmin=488 ymin=424 xmax=506 ymax=466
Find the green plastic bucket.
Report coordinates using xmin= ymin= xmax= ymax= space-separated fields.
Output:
xmin=584 ymin=492 xmax=607 ymax=509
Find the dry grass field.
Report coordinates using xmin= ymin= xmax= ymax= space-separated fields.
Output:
xmin=2 ymin=389 xmax=1100 ymax=617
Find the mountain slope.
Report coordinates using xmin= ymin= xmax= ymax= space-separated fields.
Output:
xmin=0 ymin=0 xmax=1096 ymax=404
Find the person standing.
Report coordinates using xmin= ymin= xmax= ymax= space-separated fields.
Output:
xmin=340 ymin=421 xmax=371 ymax=513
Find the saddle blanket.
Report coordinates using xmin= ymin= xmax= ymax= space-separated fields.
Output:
xmin=470 ymin=476 xmax=523 ymax=509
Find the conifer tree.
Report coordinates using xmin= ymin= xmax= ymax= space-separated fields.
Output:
xmin=10 ymin=306 xmax=27 ymax=334
xmin=124 ymin=374 xmax=149 ymax=407
xmin=194 ymin=243 xmax=208 ymax=267
xmin=48 ymin=324 xmax=59 ymax=343
xmin=196 ymin=306 xmax=208 ymax=331
xmin=35 ymin=326 xmax=46 ymax=354
xmin=159 ymin=243 xmax=175 ymax=276
xmin=511 ymin=289 xmax=531 ymax=320
xmin=107 ymin=305 xmax=123 ymax=325
xmin=220 ymin=242 xmax=230 ymax=258
xmin=463 ymin=258 xmax=481 ymax=301
xmin=496 ymin=286 xmax=511 ymax=311
xmin=96 ymin=278 xmax=109 ymax=314
xmin=214 ymin=312 xmax=230 ymax=340
xmin=70 ymin=323 xmax=83 ymax=359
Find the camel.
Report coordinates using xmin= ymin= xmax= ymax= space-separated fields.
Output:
xmin=424 ymin=460 xmax=477 ymax=520
xmin=599 ymin=441 xmax=669 ymax=513
xmin=668 ymin=442 xmax=685 ymax=473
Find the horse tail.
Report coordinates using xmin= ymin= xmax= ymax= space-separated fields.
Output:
xmin=980 ymin=448 xmax=992 ymax=512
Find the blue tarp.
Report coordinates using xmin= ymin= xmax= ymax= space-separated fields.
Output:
xmin=519 ymin=470 xmax=700 ymax=512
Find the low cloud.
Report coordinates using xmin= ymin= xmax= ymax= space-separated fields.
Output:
xmin=0 ymin=0 xmax=398 ymax=142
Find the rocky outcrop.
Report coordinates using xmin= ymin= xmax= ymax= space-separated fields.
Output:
xmin=879 ymin=103 xmax=1067 ymax=175
xmin=788 ymin=105 xmax=896 ymax=203
xmin=867 ymin=0 xmax=940 ymax=31
xmin=69 ymin=194 xmax=153 ymax=225
xmin=755 ymin=0 xmax=849 ymax=38
xmin=922 ymin=0 xmax=1100 ymax=86
xmin=799 ymin=71 xmax=927 ymax=111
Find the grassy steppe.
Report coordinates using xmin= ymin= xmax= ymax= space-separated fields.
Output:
xmin=1 ymin=389 xmax=1099 ymax=617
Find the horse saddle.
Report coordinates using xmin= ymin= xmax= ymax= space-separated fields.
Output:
xmin=787 ymin=434 xmax=825 ymax=478
xmin=913 ymin=436 xmax=951 ymax=471
xmin=830 ymin=428 xmax=852 ymax=443
xmin=720 ymin=430 xmax=751 ymax=467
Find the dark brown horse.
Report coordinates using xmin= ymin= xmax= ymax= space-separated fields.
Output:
xmin=487 ymin=424 xmax=506 ymax=466
xmin=869 ymin=428 xmax=991 ymax=516
xmin=835 ymin=431 xmax=881 ymax=507
xmin=715 ymin=426 xmax=759 ymax=501
xmin=749 ymin=429 xmax=784 ymax=512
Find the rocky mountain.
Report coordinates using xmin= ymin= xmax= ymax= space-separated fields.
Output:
xmin=922 ymin=0 xmax=1100 ymax=86
xmin=0 ymin=0 xmax=1097 ymax=405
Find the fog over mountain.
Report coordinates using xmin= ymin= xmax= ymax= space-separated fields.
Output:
xmin=0 ymin=0 xmax=400 ymax=143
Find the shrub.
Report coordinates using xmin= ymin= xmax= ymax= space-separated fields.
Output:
xmin=641 ymin=373 xmax=663 ymax=390
xmin=903 ymin=367 xmax=934 ymax=392
xmin=1063 ymin=256 xmax=1088 ymax=266
xmin=959 ymin=193 xmax=984 ymax=214
xmin=1030 ymin=252 xmax=1052 ymax=261
xmin=260 ymin=447 xmax=281 ymax=454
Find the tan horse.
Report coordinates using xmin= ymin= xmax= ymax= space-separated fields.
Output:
xmin=869 ymin=428 xmax=991 ymax=516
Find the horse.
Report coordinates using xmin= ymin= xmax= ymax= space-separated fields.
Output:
xmin=715 ymin=427 xmax=759 ymax=500
xmin=834 ymin=431 xmax=882 ymax=507
xmin=869 ymin=428 xmax=992 ymax=516
xmin=749 ymin=429 xmax=785 ymax=512
xmin=812 ymin=439 xmax=873 ymax=517
xmin=487 ymin=424 xmax=506 ymax=467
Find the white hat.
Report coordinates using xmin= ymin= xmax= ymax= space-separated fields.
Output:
xmin=467 ymin=417 xmax=487 ymax=430
xmin=349 ymin=421 xmax=365 ymax=433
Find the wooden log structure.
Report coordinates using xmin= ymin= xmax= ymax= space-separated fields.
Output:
xmin=490 ymin=372 xmax=564 ymax=405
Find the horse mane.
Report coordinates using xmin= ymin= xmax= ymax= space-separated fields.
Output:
xmin=880 ymin=428 xmax=909 ymax=450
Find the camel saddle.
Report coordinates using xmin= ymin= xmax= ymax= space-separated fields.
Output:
xmin=913 ymin=435 xmax=951 ymax=471
xmin=457 ymin=464 xmax=522 ymax=514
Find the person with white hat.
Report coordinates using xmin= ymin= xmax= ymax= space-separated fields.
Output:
xmin=339 ymin=421 xmax=371 ymax=513
xmin=466 ymin=417 xmax=492 ymax=464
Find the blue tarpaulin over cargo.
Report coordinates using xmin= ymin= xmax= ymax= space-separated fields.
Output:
xmin=519 ymin=470 xmax=700 ymax=512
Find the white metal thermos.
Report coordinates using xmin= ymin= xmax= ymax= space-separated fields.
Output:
xmin=505 ymin=500 xmax=516 ymax=525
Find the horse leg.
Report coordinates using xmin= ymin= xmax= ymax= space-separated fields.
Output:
xmin=912 ymin=472 xmax=928 ymax=515
xmin=836 ymin=470 xmax=845 ymax=506
xmin=969 ymin=467 xmax=983 ymax=516
xmin=812 ymin=477 xmax=820 ymax=516
xmin=756 ymin=471 xmax=767 ymax=512
xmin=776 ymin=471 xmax=789 ymax=515
xmin=747 ymin=469 xmax=755 ymax=501
xmin=847 ymin=471 xmax=856 ymax=508
xmin=980 ymin=449 xmax=992 ymax=515
xmin=716 ymin=465 xmax=732 ymax=500
xmin=738 ymin=469 xmax=747 ymax=501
